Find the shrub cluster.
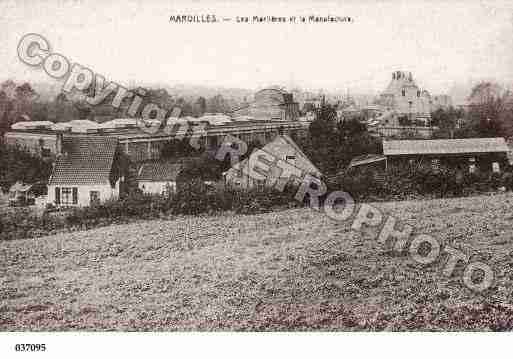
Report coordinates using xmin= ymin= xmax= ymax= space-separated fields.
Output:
xmin=2 ymin=163 xmax=511 ymax=241
xmin=0 ymin=209 xmax=66 ymax=241
xmin=329 ymin=164 xmax=510 ymax=202
xmin=0 ymin=180 xmax=301 ymax=241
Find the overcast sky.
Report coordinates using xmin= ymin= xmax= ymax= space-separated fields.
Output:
xmin=1 ymin=0 xmax=512 ymax=96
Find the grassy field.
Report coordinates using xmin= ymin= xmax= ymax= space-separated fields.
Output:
xmin=2 ymin=193 xmax=513 ymax=331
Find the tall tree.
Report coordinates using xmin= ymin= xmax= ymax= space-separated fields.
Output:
xmin=0 ymin=81 xmax=39 ymax=132
xmin=466 ymin=82 xmax=512 ymax=137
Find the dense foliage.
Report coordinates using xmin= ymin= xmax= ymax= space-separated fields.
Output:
xmin=329 ymin=163 xmax=509 ymax=202
xmin=297 ymin=105 xmax=381 ymax=175
xmin=0 ymin=182 xmax=300 ymax=241
xmin=0 ymin=140 xmax=52 ymax=191
xmin=432 ymin=82 xmax=513 ymax=139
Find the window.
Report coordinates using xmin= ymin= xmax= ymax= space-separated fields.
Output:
xmin=55 ymin=187 xmax=60 ymax=204
xmin=469 ymin=157 xmax=476 ymax=174
xmin=90 ymin=191 xmax=100 ymax=205
xmin=417 ymin=90 xmax=421 ymax=97
xmin=255 ymin=179 xmax=266 ymax=189
xmin=401 ymin=89 xmax=406 ymax=96
xmin=285 ymin=155 xmax=296 ymax=166
xmin=162 ymin=183 xmax=172 ymax=197
xmin=431 ymin=159 xmax=440 ymax=172
xmin=61 ymin=188 xmax=72 ymax=205
xmin=61 ymin=187 xmax=78 ymax=205
xmin=41 ymin=148 xmax=51 ymax=157
xmin=150 ymin=143 xmax=160 ymax=159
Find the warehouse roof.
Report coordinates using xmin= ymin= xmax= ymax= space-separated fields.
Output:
xmin=383 ymin=138 xmax=509 ymax=156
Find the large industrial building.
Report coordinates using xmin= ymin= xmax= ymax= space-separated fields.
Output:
xmin=3 ymin=89 xmax=309 ymax=163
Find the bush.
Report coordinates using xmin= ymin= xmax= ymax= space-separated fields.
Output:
xmin=3 ymin=164 xmax=510 ymax=242
xmin=331 ymin=163 xmax=507 ymax=202
xmin=0 ymin=179 xmax=303 ymax=241
xmin=228 ymin=184 xmax=300 ymax=215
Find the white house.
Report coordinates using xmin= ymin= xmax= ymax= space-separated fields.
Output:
xmin=47 ymin=136 xmax=123 ymax=207
xmin=137 ymin=161 xmax=183 ymax=196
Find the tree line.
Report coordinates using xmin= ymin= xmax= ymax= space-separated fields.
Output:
xmin=0 ymin=79 xmax=244 ymax=134
xmin=431 ymin=81 xmax=513 ymax=139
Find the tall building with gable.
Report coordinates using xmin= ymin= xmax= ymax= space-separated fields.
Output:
xmin=378 ymin=71 xmax=434 ymax=125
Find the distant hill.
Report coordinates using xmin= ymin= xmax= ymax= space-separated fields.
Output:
xmin=139 ymin=83 xmax=256 ymax=101
xmin=29 ymin=81 xmax=256 ymax=103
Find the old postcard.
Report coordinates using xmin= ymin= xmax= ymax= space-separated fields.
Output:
xmin=1 ymin=0 xmax=513 ymax=357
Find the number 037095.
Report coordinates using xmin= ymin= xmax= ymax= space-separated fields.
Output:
xmin=14 ymin=344 xmax=46 ymax=352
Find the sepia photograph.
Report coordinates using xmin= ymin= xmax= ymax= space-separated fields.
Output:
xmin=1 ymin=0 xmax=513 ymax=356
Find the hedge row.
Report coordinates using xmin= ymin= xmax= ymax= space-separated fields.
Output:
xmin=329 ymin=164 xmax=510 ymax=202
xmin=1 ymin=167 xmax=510 ymax=241
xmin=0 ymin=180 xmax=300 ymax=241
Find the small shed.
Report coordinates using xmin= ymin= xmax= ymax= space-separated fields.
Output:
xmin=8 ymin=181 xmax=47 ymax=207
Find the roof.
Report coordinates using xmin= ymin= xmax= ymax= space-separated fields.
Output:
xmin=51 ymin=120 xmax=101 ymax=133
xmin=348 ymin=154 xmax=386 ymax=168
xmin=137 ymin=161 xmax=183 ymax=182
xmin=255 ymin=87 xmax=286 ymax=96
xmin=48 ymin=136 xmax=118 ymax=185
xmin=7 ymin=118 xmax=307 ymax=141
xmin=383 ymin=138 xmax=509 ymax=156
xmin=227 ymin=135 xmax=322 ymax=178
xmin=99 ymin=118 xmax=138 ymax=129
xmin=383 ymin=71 xmax=418 ymax=95
xmin=11 ymin=121 xmax=54 ymax=130
xmin=198 ymin=114 xmax=232 ymax=125
xmin=264 ymin=135 xmax=321 ymax=176
xmin=340 ymin=104 xmax=359 ymax=112
xmin=9 ymin=181 xmax=32 ymax=192
xmin=364 ymin=104 xmax=385 ymax=111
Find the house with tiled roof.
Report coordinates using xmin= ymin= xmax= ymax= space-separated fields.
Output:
xmin=223 ymin=135 xmax=322 ymax=190
xmin=47 ymin=135 xmax=124 ymax=207
xmin=136 ymin=155 xmax=221 ymax=196
xmin=137 ymin=161 xmax=184 ymax=196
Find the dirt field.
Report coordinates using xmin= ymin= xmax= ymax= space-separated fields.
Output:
xmin=2 ymin=193 xmax=513 ymax=331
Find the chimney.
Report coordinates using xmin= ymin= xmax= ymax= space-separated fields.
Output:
xmin=55 ymin=131 xmax=63 ymax=157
